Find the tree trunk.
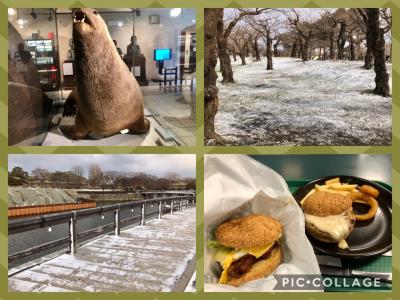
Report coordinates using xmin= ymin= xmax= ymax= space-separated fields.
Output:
xmin=232 ymin=51 xmax=237 ymax=61
xmin=204 ymin=9 xmax=225 ymax=143
xmin=245 ymin=46 xmax=250 ymax=57
xmin=254 ymin=36 xmax=261 ymax=61
xmin=290 ymin=42 xmax=297 ymax=57
xmin=337 ymin=22 xmax=346 ymax=60
xmin=273 ymin=41 xmax=279 ymax=57
xmin=366 ymin=9 xmax=390 ymax=97
xmin=302 ymin=38 xmax=310 ymax=61
xmin=349 ymin=35 xmax=356 ymax=61
xmin=216 ymin=9 xmax=234 ymax=83
xmin=364 ymin=34 xmax=374 ymax=69
xmin=329 ymin=32 xmax=335 ymax=59
xmin=239 ymin=51 xmax=246 ymax=65
xmin=266 ymin=32 xmax=273 ymax=69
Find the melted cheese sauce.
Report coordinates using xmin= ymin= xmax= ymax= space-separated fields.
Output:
xmin=338 ymin=239 xmax=348 ymax=249
xmin=305 ymin=213 xmax=349 ymax=241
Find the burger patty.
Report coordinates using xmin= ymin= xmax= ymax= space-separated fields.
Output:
xmin=227 ymin=243 xmax=278 ymax=278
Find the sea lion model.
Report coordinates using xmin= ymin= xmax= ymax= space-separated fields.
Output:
xmin=61 ymin=8 xmax=149 ymax=139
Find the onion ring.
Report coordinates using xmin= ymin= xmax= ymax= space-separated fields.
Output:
xmin=347 ymin=191 xmax=378 ymax=221
xmin=359 ymin=185 xmax=380 ymax=198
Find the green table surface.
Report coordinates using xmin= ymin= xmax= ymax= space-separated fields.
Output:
xmin=250 ymin=154 xmax=391 ymax=185
xmin=250 ymin=155 xmax=392 ymax=292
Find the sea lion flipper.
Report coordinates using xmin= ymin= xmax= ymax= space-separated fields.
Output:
xmin=60 ymin=113 xmax=90 ymax=140
xmin=129 ymin=117 xmax=150 ymax=134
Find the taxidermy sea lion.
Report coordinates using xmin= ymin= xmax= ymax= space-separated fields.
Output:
xmin=61 ymin=8 xmax=150 ymax=139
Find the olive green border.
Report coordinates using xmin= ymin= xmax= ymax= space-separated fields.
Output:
xmin=1 ymin=0 xmax=398 ymax=299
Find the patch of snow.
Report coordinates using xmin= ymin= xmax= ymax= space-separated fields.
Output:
xmin=215 ymin=57 xmax=392 ymax=145
xmin=9 ymin=208 xmax=196 ymax=292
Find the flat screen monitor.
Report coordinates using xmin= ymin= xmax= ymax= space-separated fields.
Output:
xmin=154 ymin=48 xmax=172 ymax=61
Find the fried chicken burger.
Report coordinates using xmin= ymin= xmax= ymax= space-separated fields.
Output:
xmin=208 ymin=214 xmax=282 ymax=287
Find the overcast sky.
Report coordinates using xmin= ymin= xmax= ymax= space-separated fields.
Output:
xmin=224 ymin=8 xmax=336 ymax=31
xmin=8 ymin=154 xmax=196 ymax=178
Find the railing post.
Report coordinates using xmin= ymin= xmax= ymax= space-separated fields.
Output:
xmin=141 ymin=202 xmax=146 ymax=225
xmin=170 ymin=199 xmax=174 ymax=215
xmin=69 ymin=212 xmax=77 ymax=255
xmin=115 ymin=205 xmax=120 ymax=236
xmin=186 ymin=198 xmax=189 ymax=209
xmin=179 ymin=199 xmax=182 ymax=211
xmin=158 ymin=200 xmax=162 ymax=219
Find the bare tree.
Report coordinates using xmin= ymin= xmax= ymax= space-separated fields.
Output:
xmin=247 ymin=31 xmax=261 ymax=61
xmin=71 ymin=165 xmax=84 ymax=185
xmin=88 ymin=164 xmax=104 ymax=188
xmin=366 ymin=8 xmax=390 ymax=97
xmin=31 ymin=168 xmax=49 ymax=187
xmin=247 ymin=15 xmax=276 ymax=69
xmin=205 ymin=8 xmax=225 ymax=144
xmin=287 ymin=9 xmax=314 ymax=61
xmin=217 ymin=8 xmax=268 ymax=83
xmin=273 ymin=35 xmax=281 ymax=57
xmin=71 ymin=165 xmax=84 ymax=177
xmin=229 ymin=25 xmax=250 ymax=66
xmin=356 ymin=8 xmax=373 ymax=69
xmin=165 ymin=172 xmax=181 ymax=183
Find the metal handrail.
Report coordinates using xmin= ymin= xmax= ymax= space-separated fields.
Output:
xmin=8 ymin=195 xmax=195 ymax=264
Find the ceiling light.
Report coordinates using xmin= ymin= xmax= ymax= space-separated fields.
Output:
xmin=16 ymin=8 xmax=23 ymax=25
xmin=192 ymin=19 xmax=195 ymax=23
xmin=170 ymin=8 xmax=182 ymax=17
xmin=30 ymin=9 xmax=37 ymax=19
xmin=48 ymin=9 xmax=53 ymax=22
xmin=8 ymin=8 xmax=16 ymax=16
xmin=118 ymin=22 xmax=123 ymax=27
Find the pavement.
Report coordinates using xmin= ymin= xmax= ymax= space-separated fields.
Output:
xmin=8 ymin=208 xmax=196 ymax=292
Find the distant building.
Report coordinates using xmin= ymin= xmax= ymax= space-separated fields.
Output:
xmin=171 ymin=181 xmax=187 ymax=190
xmin=8 ymin=187 xmax=96 ymax=218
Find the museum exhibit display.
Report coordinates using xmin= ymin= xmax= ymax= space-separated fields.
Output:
xmin=8 ymin=8 xmax=197 ymax=146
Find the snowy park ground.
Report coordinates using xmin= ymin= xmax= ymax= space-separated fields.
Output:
xmin=8 ymin=208 xmax=196 ymax=292
xmin=215 ymin=57 xmax=392 ymax=146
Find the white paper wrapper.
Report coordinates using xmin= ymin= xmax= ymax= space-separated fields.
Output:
xmin=204 ymin=154 xmax=321 ymax=292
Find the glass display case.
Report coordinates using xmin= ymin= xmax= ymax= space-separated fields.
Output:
xmin=8 ymin=8 xmax=196 ymax=146
xmin=26 ymin=38 xmax=59 ymax=91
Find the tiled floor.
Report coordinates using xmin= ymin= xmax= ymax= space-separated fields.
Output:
xmin=143 ymin=85 xmax=196 ymax=146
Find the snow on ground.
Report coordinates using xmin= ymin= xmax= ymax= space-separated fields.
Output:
xmin=215 ymin=57 xmax=392 ymax=145
xmin=8 ymin=208 xmax=196 ymax=292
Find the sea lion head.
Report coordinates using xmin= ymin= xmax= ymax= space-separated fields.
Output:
xmin=71 ymin=8 xmax=116 ymax=63
xmin=72 ymin=8 xmax=107 ymax=33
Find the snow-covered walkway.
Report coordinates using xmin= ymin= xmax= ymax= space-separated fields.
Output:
xmin=8 ymin=208 xmax=196 ymax=292
xmin=215 ymin=57 xmax=392 ymax=145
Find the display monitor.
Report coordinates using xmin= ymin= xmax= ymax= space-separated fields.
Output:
xmin=154 ymin=48 xmax=172 ymax=61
